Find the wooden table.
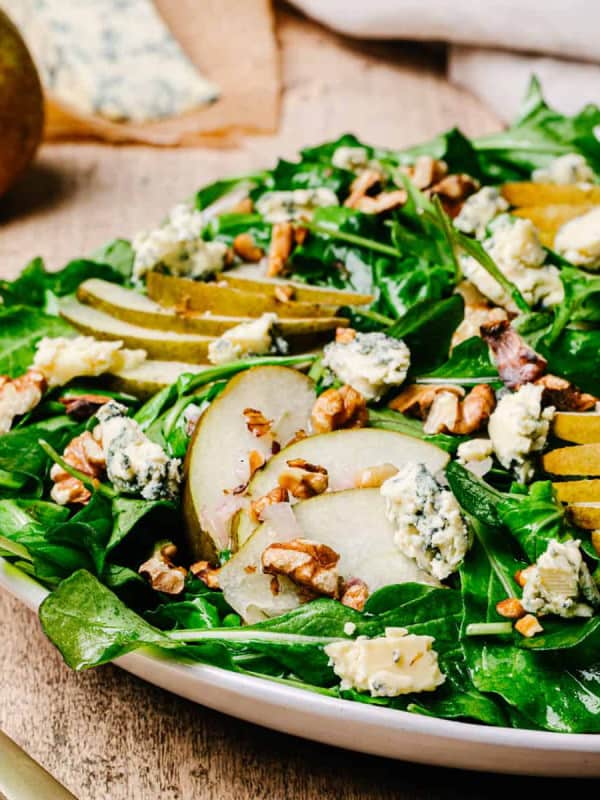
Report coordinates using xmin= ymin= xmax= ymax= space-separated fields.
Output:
xmin=0 ymin=7 xmax=584 ymax=799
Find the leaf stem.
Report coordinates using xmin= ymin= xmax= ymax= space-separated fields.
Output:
xmin=38 ymin=439 xmax=117 ymax=499
xmin=465 ymin=622 xmax=513 ymax=637
xmin=303 ymin=221 xmax=403 ymax=259
xmin=168 ymin=628 xmax=342 ymax=645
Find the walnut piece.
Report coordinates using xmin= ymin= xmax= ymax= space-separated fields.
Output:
xmin=267 ymin=222 xmax=294 ymax=277
xmin=496 ymin=598 xmax=526 ymax=619
xmin=50 ymin=430 xmax=106 ymax=505
xmin=231 ymin=197 xmax=254 ymax=214
xmin=423 ymin=384 xmax=496 ymax=436
xmin=0 ymin=369 xmax=46 ymax=435
xmin=481 ymin=319 xmax=547 ymax=389
xmin=139 ymin=543 xmax=187 ymax=595
xmin=311 ymin=385 xmax=368 ymax=433
xmin=401 ymin=156 xmax=448 ymax=190
xmin=515 ymin=614 xmax=543 ymax=638
xmin=451 ymin=304 xmax=509 ymax=349
xmin=340 ymin=577 xmax=369 ymax=611
xmin=344 ymin=169 xmax=383 ymax=208
xmin=243 ymin=408 xmax=273 ymax=438
xmin=353 ymin=190 xmax=407 ymax=214
xmin=335 ymin=327 xmax=356 ymax=344
xmin=59 ymin=393 xmax=111 ymax=420
xmin=535 ymin=374 xmax=597 ymax=412
xmin=190 ymin=560 xmax=220 ymax=590
xmin=249 ymin=486 xmax=290 ymax=523
xmin=427 ymin=174 xmax=480 ymax=218
xmin=233 ymin=232 xmax=264 ymax=263
xmin=278 ymin=459 xmax=329 ymax=499
xmin=389 ymin=384 xmax=464 ymax=419
xmin=261 ymin=538 xmax=341 ymax=597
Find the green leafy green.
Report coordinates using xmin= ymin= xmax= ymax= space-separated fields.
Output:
xmin=417 ymin=337 xmax=499 ymax=384
xmin=0 ymin=306 xmax=73 ymax=377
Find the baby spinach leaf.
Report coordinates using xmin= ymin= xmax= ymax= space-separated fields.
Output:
xmin=204 ymin=212 xmax=271 ymax=249
xmin=391 ymin=128 xmax=483 ymax=180
xmin=368 ymin=409 xmax=466 ymax=454
xmin=147 ymin=596 xmax=220 ymax=631
xmin=257 ymin=158 xmax=353 ymax=198
xmin=417 ymin=337 xmax=499 ymax=384
xmin=89 ymin=239 xmax=135 ymax=280
xmin=0 ymin=306 xmax=73 ymax=377
xmin=497 ymin=481 xmax=569 ymax=562
xmin=446 ymin=462 xmax=504 ymax=530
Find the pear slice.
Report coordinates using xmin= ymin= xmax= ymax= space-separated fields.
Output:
xmin=553 ymin=480 xmax=600 ymax=504
xmin=234 ymin=428 xmax=449 ymax=548
xmin=553 ymin=412 xmax=600 ymax=445
xmin=106 ymin=359 xmax=208 ymax=399
xmin=502 ymin=182 xmax=600 ymax=208
xmin=60 ymin=298 xmax=214 ymax=363
xmin=219 ymin=488 xmax=440 ymax=623
xmin=147 ymin=272 xmax=341 ymax=319
xmin=543 ymin=444 xmax=600 ymax=477
xmin=513 ymin=204 xmax=597 ymax=246
xmin=567 ymin=503 xmax=600 ymax=530
xmin=183 ymin=366 xmax=315 ymax=562
xmin=219 ymin=272 xmax=373 ymax=306
xmin=77 ymin=278 xmax=348 ymax=337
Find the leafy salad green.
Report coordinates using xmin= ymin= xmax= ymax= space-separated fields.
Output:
xmin=2 ymin=79 xmax=600 ymax=735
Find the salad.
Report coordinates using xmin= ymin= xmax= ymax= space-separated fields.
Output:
xmin=2 ymin=78 xmax=600 ymax=734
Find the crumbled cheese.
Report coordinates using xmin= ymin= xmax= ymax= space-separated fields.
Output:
xmin=322 ymin=332 xmax=410 ymax=401
xmin=488 ymin=384 xmax=554 ymax=483
xmin=460 ymin=216 xmax=564 ymax=311
xmin=380 ymin=463 xmax=469 ymax=580
xmin=331 ymin=146 xmax=371 ymax=172
xmin=255 ymin=188 xmax=339 ymax=224
xmin=95 ymin=401 xmax=181 ymax=501
xmin=182 ymin=403 xmax=203 ymax=437
xmin=554 ymin=207 xmax=600 ymax=271
xmin=3 ymin=0 xmax=219 ymax=123
xmin=132 ymin=203 xmax=228 ymax=284
xmin=343 ymin=622 xmax=357 ymax=636
xmin=454 ymin=187 xmax=509 ymax=239
xmin=522 ymin=539 xmax=600 ymax=618
xmin=456 ymin=438 xmax=494 ymax=477
xmin=207 ymin=313 xmax=279 ymax=365
xmin=324 ymin=627 xmax=445 ymax=697
xmin=532 ymin=154 xmax=595 ymax=185
xmin=33 ymin=336 xmax=146 ymax=388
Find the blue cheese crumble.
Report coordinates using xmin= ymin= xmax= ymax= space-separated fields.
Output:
xmin=532 ymin=154 xmax=595 ymax=185
xmin=453 ymin=187 xmax=509 ymax=239
xmin=322 ymin=332 xmax=410 ymax=401
xmin=95 ymin=401 xmax=181 ymax=501
xmin=255 ymin=188 xmax=339 ymax=224
xmin=324 ymin=627 xmax=445 ymax=697
xmin=380 ymin=463 xmax=469 ymax=580
xmin=133 ymin=203 xmax=228 ymax=284
xmin=554 ymin=207 xmax=600 ymax=271
xmin=460 ymin=216 xmax=563 ymax=311
xmin=3 ymin=0 xmax=219 ymax=123
xmin=331 ymin=146 xmax=371 ymax=172
xmin=522 ymin=539 xmax=600 ymax=618
xmin=207 ymin=313 xmax=280 ymax=365
xmin=488 ymin=384 xmax=554 ymax=483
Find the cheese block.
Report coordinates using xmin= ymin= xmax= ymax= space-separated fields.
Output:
xmin=3 ymin=0 xmax=219 ymax=122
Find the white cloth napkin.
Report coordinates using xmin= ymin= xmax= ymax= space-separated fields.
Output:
xmin=289 ymin=0 xmax=600 ymax=120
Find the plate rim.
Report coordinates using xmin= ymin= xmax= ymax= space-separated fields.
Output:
xmin=3 ymin=557 xmax=600 ymax=758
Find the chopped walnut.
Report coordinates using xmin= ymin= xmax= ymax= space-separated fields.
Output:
xmin=0 ymin=369 xmax=46 ymax=435
xmin=190 ymin=560 xmax=220 ymax=590
xmin=233 ymin=232 xmax=264 ymax=263
xmin=261 ymin=538 xmax=341 ymax=597
xmin=356 ymin=462 xmax=399 ymax=489
xmin=340 ymin=577 xmax=369 ymax=611
xmin=451 ymin=304 xmax=509 ymax=349
xmin=274 ymin=284 xmax=295 ymax=303
xmin=139 ymin=543 xmax=187 ymax=595
xmin=59 ymin=393 xmax=111 ymax=421
xmin=311 ymin=385 xmax=368 ymax=433
xmin=353 ymin=190 xmax=407 ymax=214
xmin=481 ymin=319 xmax=547 ymax=389
xmin=427 ymin=174 xmax=480 ymax=218
xmin=249 ymin=486 xmax=290 ymax=523
xmin=267 ymin=222 xmax=294 ymax=277
xmin=401 ymin=156 xmax=448 ymax=190
xmin=515 ymin=614 xmax=543 ymax=638
xmin=285 ymin=428 xmax=308 ymax=447
xmin=248 ymin=449 xmax=266 ymax=480
xmin=344 ymin=169 xmax=383 ymax=209
xmin=278 ymin=459 xmax=329 ymax=499
xmin=496 ymin=598 xmax=526 ymax=619
xmin=535 ymin=374 xmax=597 ymax=412
xmin=50 ymin=430 xmax=106 ymax=505
xmin=243 ymin=408 xmax=273 ymax=438
xmin=423 ymin=384 xmax=495 ymax=436
xmin=335 ymin=327 xmax=356 ymax=344
xmin=388 ymin=383 xmax=464 ymax=419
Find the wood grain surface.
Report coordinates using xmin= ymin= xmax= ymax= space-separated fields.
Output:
xmin=0 ymin=6 xmax=589 ymax=799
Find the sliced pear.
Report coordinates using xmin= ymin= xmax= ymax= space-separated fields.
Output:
xmin=553 ymin=480 xmax=600 ymax=504
xmin=234 ymin=428 xmax=449 ymax=547
xmin=60 ymin=298 xmax=215 ymax=363
xmin=77 ymin=278 xmax=348 ymax=337
xmin=543 ymin=444 xmax=600 ymax=477
xmin=106 ymin=359 xmax=208 ymax=399
xmin=553 ymin=412 xmax=600 ymax=445
xmin=147 ymin=272 xmax=341 ymax=319
xmin=568 ymin=502 xmax=600 ymax=530
xmin=219 ymin=488 xmax=440 ymax=623
xmin=219 ymin=272 xmax=373 ymax=306
xmin=513 ymin=204 xmax=597 ymax=246
xmin=502 ymin=182 xmax=600 ymax=208
xmin=183 ymin=366 xmax=315 ymax=562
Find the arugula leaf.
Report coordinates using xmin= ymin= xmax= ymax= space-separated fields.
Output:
xmin=547 ymin=266 xmax=600 ymax=344
xmin=497 ymin=481 xmax=569 ymax=562
xmin=256 ymin=158 xmax=354 ymax=198
xmin=203 ymin=212 xmax=271 ymax=249
xmin=0 ymin=306 xmax=73 ymax=377
xmin=390 ymin=128 xmax=483 ymax=180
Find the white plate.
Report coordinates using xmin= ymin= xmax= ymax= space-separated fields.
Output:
xmin=2 ymin=557 xmax=600 ymax=777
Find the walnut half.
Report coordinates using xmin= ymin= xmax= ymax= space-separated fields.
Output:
xmin=139 ymin=542 xmax=187 ymax=595
xmin=261 ymin=538 xmax=341 ymax=597
xmin=50 ymin=430 xmax=106 ymax=505
xmin=311 ymin=385 xmax=368 ymax=433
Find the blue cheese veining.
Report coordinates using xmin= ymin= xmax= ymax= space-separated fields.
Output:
xmin=3 ymin=0 xmax=219 ymax=122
